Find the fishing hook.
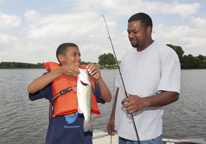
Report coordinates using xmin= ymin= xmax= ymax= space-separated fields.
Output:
xmin=103 ymin=15 xmax=141 ymax=144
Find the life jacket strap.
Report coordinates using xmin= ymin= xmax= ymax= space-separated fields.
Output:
xmin=50 ymin=86 xmax=76 ymax=118
xmin=50 ymin=84 xmax=96 ymax=118
xmin=52 ymin=86 xmax=76 ymax=102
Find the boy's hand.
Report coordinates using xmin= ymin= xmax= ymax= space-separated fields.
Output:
xmin=60 ymin=64 xmax=80 ymax=78
xmin=87 ymin=63 xmax=100 ymax=80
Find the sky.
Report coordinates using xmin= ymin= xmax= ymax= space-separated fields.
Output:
xmin=0 ymin=0 xmax=206 ymax=64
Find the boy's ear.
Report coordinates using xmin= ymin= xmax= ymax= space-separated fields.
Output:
xmin=58 ymin=54 xmax=64 ymax=63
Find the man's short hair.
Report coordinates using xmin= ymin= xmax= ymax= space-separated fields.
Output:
xmin=56 ymin=43 xmax=78 ymax=63
xmin=128 ymin=12 xmax=153 ymax=29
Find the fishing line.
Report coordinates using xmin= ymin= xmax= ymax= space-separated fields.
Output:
xmin=103 ymin=15 xmax=141 ymax=144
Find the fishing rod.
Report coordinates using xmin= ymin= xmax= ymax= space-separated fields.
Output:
xmin=103 ymin=15 xmax=141 ymax=144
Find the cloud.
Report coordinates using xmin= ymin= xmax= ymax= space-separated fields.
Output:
xmin=69 ymin=0 xmax=200 ymax=18
xmin=17 ymin=0 xmax=205 ymax=63
xmin=190 ymin=17 xmax=206 ymax=28
xmin=24 ymin=10 xmax=41 ymax=22
xmin=15 ymin=42 xmax=55 ymax=63
xmin=23 ymin=10 xmax=119 ymax=63
xmin=0 ymin=38 xmax=55 ymax=63
xmin=25 ymin=11 xmax=116 ymax=40
xmin=170 ymin=2 xmax=200 ymax=18
xmin=1 ymin=0 xmax=204 ymax=64
xmin=0 ymin=0 xmax=4 ymax=5
xmin=153 ymin=16 xmax=206 ymax=56
xmin=0 ymin=11 xmax=21 ymax=31
xmin=0 ymin=33 xmax=18 ymax=50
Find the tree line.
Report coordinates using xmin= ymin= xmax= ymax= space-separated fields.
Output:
xmin=0 ymin=62 xmax=44 ymax=69
xmin=167 ymin=44 xmax=206 ymax=69
xmin=98 ymin=44 xmax=206 ymax=69
xmin=0 ymin=61 xmax=94 ymax=69
xmin=1 ymin=44 xmax=206 ymax=69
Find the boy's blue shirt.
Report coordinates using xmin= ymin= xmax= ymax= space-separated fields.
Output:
xmin=29 ymin=72 xmax=104 ymax=144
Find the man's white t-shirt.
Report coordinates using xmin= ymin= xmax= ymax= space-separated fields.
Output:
xmin=115 ymin=41 xmax=181 ymax=141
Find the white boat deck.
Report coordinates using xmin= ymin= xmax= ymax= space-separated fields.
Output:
xmin=92 ymin=129 xmax=206 ymax=144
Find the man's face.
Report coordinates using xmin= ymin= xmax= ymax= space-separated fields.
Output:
xmin=59 ymin=47 xmax=81 ymax=67
xmin=127 ymin=20 xmax=148 ymax=51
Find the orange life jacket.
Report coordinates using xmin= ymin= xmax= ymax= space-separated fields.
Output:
xmin=43 ymin=62 xmax=101 ymax=118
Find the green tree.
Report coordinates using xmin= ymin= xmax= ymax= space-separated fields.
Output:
xmin=107 ymin=53 xmax=115 ymax=66
xmin=98 ymin=53 xmax=116 ymax=67
xmin=182 ymin=54 xmax=195 ymax=69
xmin=198 ymin=54 xmax=204 ymax=60
xmin=98 ymin=53 xmax=107 ymax=67
xmin=167 ymin=44 xmax=184 ymax=63
xmin=36 ymin=63 xmax=44 ymax=68
xmin=81 ymin=61 xmax=90 ymax=65
xmin=9 ymin=63 xmax=15 ymax=68
xmin=0 ymin=62 xmax=45 ymax=68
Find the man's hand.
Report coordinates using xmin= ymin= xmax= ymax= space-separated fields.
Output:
xmin=107 ymin=118 xmax=116 ymax=136
xmin=121 ymin=93 xmax=149 ymax=114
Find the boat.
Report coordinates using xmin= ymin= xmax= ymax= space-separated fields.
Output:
xmin=93 ymin=129 xmax=206 ymax=144
xmin=162 ymin=138 xmax=206 ymax=144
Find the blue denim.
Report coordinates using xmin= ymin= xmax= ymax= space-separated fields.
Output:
xmin=119 ymin=135 xmax=162 ymax=144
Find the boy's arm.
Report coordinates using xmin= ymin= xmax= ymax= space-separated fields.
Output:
xmin=87 ymin=63 xmax=112 ymax=102
xmin=27 ymin=64 xmax=80 ymax=94
xmin=96 ymin=76 xmax=112 ymax=102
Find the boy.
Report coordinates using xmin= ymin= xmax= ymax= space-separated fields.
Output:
xmin=28 ymin=43 xmax=112 ymax=144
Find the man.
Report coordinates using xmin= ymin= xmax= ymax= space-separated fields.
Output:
xmin=107 ymin=12 xmax=180 ymax=144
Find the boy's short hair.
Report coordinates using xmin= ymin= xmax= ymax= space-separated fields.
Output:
xmin=56 ymin=43 xmax=78 ymax=63
xmin=128 ymin=12 xmax=153 ymax=29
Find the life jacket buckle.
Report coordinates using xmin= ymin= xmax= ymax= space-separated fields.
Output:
xmin=60 ymin=89 xmax=68 ymax=95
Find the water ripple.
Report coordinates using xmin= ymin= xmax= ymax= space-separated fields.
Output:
xmin=0 ymin=69 xmax=205 ymax=143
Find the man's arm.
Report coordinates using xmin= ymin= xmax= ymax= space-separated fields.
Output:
xmin=122 ymin=91 xmax=179 ymax=114
xmin=107 ymin=88 xmax=119 ymax=135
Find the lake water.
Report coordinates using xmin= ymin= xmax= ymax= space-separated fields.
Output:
xmin=0 ymin=69 xmax=205 ymax=143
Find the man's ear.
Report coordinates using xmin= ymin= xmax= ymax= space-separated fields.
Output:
xmin=58 ymin=54 xmax=64 ymax=63
xmin=146 ymin=26 xmax=152 ymax=35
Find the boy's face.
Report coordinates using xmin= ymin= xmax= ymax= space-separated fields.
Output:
xmin=59 ymin=46 xmax=81 ymax=67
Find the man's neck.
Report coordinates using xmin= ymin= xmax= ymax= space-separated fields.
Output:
xmin=137 ymin=39 xmax=154 ymax=52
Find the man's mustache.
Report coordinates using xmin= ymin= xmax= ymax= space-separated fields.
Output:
xmin=130 ymin=38 xmax=138 ymax=41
